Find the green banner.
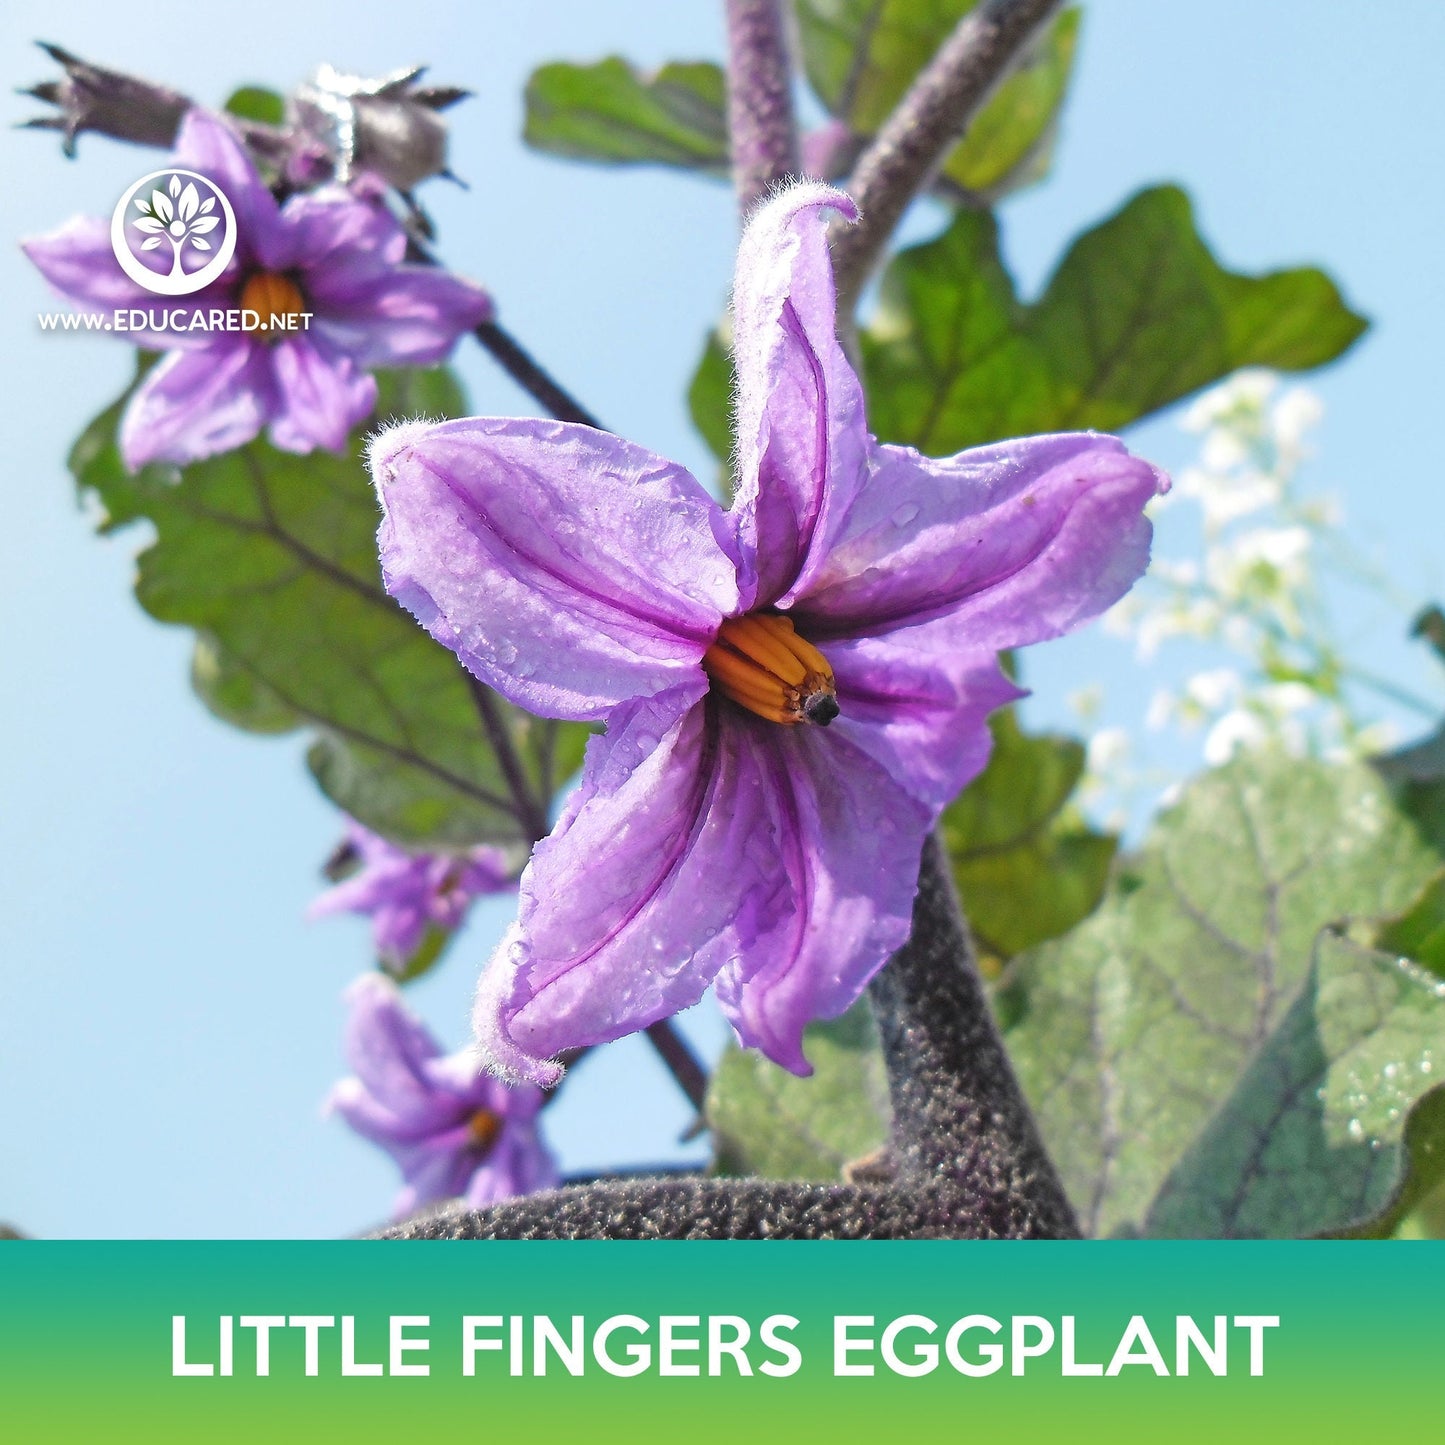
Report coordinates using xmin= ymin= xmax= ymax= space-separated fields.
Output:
xmin=1 ymin=1242 xmax=1437 ymax=1441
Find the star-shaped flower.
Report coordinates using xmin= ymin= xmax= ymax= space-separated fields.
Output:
xmin=309 ymin=819 xmax=514 ymax=976
xmin=24 ymin=108 xmax=490 ymax=470
xmin=329 ymin=974 xmax=557 ymax=1219
xmin=368 ymin=181 xmax=1168 ymax=1084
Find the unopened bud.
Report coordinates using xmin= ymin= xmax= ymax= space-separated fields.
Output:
xmin=19 ymin=41 xmax=191 ymax=156
xmin=292 ymin=63 xmax=469 ymax=196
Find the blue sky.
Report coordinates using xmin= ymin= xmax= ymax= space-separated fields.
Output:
xmin=3 ymin=0 xmax=1442 ymax=1237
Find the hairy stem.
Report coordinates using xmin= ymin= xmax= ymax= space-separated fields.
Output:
xmin=831 ymin=0 xmax=1063 ymax=318
xmin=644 ymin=1019 xmax=710 ymax=1113
xmin=472 ymin=320 xmax=604 ymax=430
xmin=867 ymin=832 xmax=1080 ymax=1233
xmin=724 ymin=0 xmax=800 ymax=215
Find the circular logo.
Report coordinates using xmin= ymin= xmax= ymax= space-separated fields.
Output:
xmin=110 ymin=169 xmax=238 ymax=297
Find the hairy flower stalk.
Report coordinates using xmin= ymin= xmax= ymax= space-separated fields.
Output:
xmin=369 ymin=181 xmax=1167 ymax=1090
xmin=724 ymin=0 xmax=800 ymax=214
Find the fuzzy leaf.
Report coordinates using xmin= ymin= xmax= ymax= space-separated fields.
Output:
xmin=863 ymin=186 xmax=1368 ymax=454
xmin=706 ymin=1003 xmax=890 ymax=1181
xmin=1145 ymin=927 xmax=1445 ymax=1239
xmin=795 ymin=1 xmax=1080 ymax=200
xmin=69 ymin=368 xmax=585 ymax=849
xmin=524 ymin=57 xmax=728 ymax=172
xmin=1006 ymin=751 xmax=1439 ymax=1238
xmin=941 ymin=709 xmax=1115 ymax=967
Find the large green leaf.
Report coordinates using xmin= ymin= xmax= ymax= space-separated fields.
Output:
xmin=523 ymin=58 xmax=728 ymax=172
xmin=941 ymin=708 xmax=1115 ymax=968
xmin=71 ymin=370 xmax=582 ymax=850
xmin=863 ymin=186 xmax=1368 ymax=454
xmin=1145 ymin=927 xmax=1445 ymax=1238
xmin=796 ymin=1 xmax=1081 ymax=200
xmin=706 ymin=1004 xmax=890 ymax=1181
xmin=1005 ymin=751 xmax=1438 ymax=1238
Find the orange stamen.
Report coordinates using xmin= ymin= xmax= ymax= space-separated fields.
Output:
xmin=702 ymin=613 xmax=838 ymax=727
xmin=239 ymin=271 xmax=307 ymax=339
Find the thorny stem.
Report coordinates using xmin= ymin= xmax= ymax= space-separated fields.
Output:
xmin=723 ymin=0 xmax=800 ymax=215
xmin=830 ymin=0 xmax=1063 ymax=319
xmin=471 ymin=320 xmax=605 ymax=431
xmin=867 ymin=832 xmax=1080 ymax=1232
xmin=644 ymin=1020 xmax=710 ymax=1113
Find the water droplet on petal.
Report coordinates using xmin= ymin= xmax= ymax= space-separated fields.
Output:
xmin=891 ymin=503 xmax=920 ymax=527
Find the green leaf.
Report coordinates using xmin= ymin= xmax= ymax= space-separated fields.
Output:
xmin=72 ymin=369 xmax=583 ymax=850
xmin=224 ymin=86 xmax=285 ymax=127
xmin=523 ymin=58 xmax=728 ymax=172
xmin=1005 ymin=751 xmax=1439 ymax=1237
xmin=706 ymin=1003 xmax=890 ymax=1181
xmin=942 ymin=9 xmax=1079 ymax=199
xmin=1145 ymin=928 xmax=1445 ymax=1238
xmin=863 ymin=186 xmax=1369 ymax=454
xmin=941 ymin=709 xmax=1115 ymax=967
xmin=1374 ymin=873 xmax=1445 ymax=981
xmin=687 ymin=329 xmax=735 ymax=467
xmin=796 ymin=1 xmax=1081 ymax=200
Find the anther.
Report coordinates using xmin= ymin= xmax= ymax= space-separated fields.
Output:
xmin=702 ymin=613 xmax=838 ymax=726
xmin=239 ymin=271 xmax=307 ymax=339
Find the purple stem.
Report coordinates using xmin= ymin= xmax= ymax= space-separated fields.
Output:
xmin=831 ymin=0 xmax=1063 ymax=317
xmin=723 ymin=0 xmax=800 ymax=215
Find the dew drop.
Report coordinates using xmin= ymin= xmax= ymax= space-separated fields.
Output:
xmin=891 ymin=503 xmax=921 ymax=527
xmin=1347 ymin=1117 xmax=1365 ymax=1142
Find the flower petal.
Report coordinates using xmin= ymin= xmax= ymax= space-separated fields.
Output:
xmin=796 ymin=434 xmax=1168 ymax=652
xmin=335 ymin=974 xmax=450 ymax=1122
xmin=311 ymin=267 xmax=493 ymax=368
xmin=713 ymin=722 xmax=931 ymax=1074
xmin=267 ymin=335 xmax=377 ymax=453
xmin=371 ymin=419 xmax=743 ymax=722
xmin=271 ymin=187 xmax=407 ymax=277
xmin=728 ymin=182 xmax=868 ymax=609
xmin=827 ymin=639 xmax=1025 ymax=810
xmin=119 ymin=343 xmax=272 ymax=469
xmin=171 ymin=109 xmax=281 ymax=269
xmin=22 ymin=217 xmax=219 ymax=348
xmin=472 ymin=689 xmax=787 ymax=1084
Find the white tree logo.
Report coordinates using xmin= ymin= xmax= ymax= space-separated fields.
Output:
xmin=109 ymin=168 xmax=238 ymax=297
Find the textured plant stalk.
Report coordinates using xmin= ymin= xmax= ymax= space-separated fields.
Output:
xmin=377 ymin=834 xmax=1081 ymax=1240
xmin=471 ymin=321 xmax=605 ymax=431
xmin=867 ymin=833 xmax=1079 ymax=1230
xmin=724 ymin=0 xmax=800 ymax=215
xmin=831 ymin=0 xmax=1063 ymax=317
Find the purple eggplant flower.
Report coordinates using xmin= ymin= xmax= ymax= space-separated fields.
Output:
xmin=329 ymin=973 xmax=557 ymax=1217
xmin=23 ymin=108 xmax=490 ymax=471
xmin=310 ymin=820 xmax=514 ymax=975
xmin=368 ymin=181 xmax=1168 ymax=1085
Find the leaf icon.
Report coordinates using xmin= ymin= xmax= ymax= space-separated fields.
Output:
xmin=152 ymin=189 xmax=174 ymax=224
xmin=132 ymin=216 xmax=166 ymax=235
xmin=199 ymin=197 xmax=216 ymax=215
xmin=190 ymin=237 xmax=213 ymax=251
xmin=140 ymin=236 xmax=164 ymax=251
xmin=189 ymin=216 xmax=220 ymax=235
xmin=178 ymin=182 xmax=199 ymax=223
xmin=134 ymin=196 xmax=155 ymax=217
xmin=168 ymin=173 xmax=182 ymax=199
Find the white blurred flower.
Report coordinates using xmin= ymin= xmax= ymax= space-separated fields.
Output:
xmin=1087 ymin=726 xmax=1131 ymax=773
xmin=1204 ymin=709 xmax=1269 ymax=765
